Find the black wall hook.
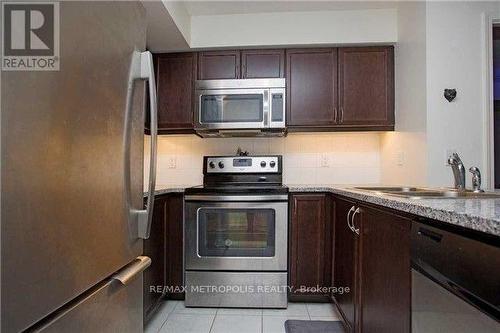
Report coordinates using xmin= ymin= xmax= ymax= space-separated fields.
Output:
xmin=444 ymin=89 xmax=457 ymax=102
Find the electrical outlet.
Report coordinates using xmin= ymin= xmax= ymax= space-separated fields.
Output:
xmin=445 ymin=149 xmax=457 ymax=166
xmin=396 ymin=151 xmax=405 ymax=166
xmin=319 ymin=153 xmax=330 ymax=168
xmin=167 ymin=155 xmax=176 ymax=169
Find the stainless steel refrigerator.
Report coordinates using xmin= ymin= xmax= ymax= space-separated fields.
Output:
xmin=1 ymin=2 xmax=158 ymax=331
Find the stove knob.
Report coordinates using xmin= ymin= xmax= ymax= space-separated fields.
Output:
xmin=218 ymin=161 xmax=225 ymax=169
xmin=260 ymin=161 xmax=267 ymax=168
xmin=209 ymin=161 xmax=215 ymax=169
xmin=270 ymin=161 xmax=276 ymax=168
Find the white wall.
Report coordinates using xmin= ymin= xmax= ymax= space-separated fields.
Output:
xmin=190 ymin=9 xmax=397 ymax=48
xmin=145 ymin=133 xmax=382 ymax=188
xmin=161 ymin=0 xmax=191 ymax=45
xmin=382 ymin=1 xmax=500 ymax=189
xmin=425 ymin=1 xmax=500 ymax=188
xmin=142 ymin=0 xmax=190 ymax=52
xmin=381 ymin=1 xmax=427 ymax=186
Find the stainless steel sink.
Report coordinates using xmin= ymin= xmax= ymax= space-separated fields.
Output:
xmin=353 ymin=187 xmax=500 ymax=199
xmin=354 ymin=186 xmax=422 ymax=192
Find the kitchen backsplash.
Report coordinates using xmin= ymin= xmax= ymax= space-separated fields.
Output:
xmin=144 ymin=133 xmax=381 ymax=187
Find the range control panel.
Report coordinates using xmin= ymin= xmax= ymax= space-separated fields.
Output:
xmin=205 ymin=156 xmax=280 ymax=174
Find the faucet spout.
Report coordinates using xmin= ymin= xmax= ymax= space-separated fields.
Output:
xmin=447 ymin=153 xmax=466 ymax=191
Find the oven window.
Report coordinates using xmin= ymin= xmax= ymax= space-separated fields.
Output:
xmin=198 ymin=208 xmax=275 ymax=257
xmin=200 ymin=94 xmax=263 ymax=123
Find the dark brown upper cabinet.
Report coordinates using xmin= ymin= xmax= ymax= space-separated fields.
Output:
xmin=198 ymin=50 xmax=240 ymax=80
xmin=198 ymin=49 xmax=285 ymax=80
xmin=286 ymin=46 xmax=394 ymax=131
xmin=289 ymin=193 xmax=333 ymax=301
xmin=286 ymin=49 xmax=338 ymax=127
xmin=152 ymin=46 xmax=394 ymax=135
xmin=338 ymin=47 xmax=394 ymax=128
xmin=241 ymin=49 xmax=285 ymax=79
xmin=154 ymin=53 xmax=196 ymax=133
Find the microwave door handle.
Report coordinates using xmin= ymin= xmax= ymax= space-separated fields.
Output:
xmin=219 ymin=95 xmax=224 ymax=123
xmin=263 ymin=90 xmax=270 ymax=127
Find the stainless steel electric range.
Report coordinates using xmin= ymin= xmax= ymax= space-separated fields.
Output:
xmin=184 ymin=155 xmax=288 ymax=308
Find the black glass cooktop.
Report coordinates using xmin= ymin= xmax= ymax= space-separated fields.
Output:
xmin=185 ymin=184 xmax=289 ymax=195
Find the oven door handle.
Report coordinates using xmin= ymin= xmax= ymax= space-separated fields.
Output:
xmin=184 ymin=195 xmax=288 ymax=202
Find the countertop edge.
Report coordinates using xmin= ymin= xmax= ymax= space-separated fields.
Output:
xmin=146 ymin=186 xmax=500 ymax=237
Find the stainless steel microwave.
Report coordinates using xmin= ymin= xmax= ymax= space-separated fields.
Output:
xmin=194 ymin=78 xmax=286 ymax=137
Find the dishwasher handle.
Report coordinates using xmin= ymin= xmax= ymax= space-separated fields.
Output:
xmin=417 ymin=227 xmax=443 ymax=243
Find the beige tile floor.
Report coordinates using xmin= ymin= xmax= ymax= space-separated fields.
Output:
xmin=145 ymin=301 xmax=341 ymax=333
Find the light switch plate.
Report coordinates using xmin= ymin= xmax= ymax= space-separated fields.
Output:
xmin=319 ymin=153 xmax=330 ymax=168
xmin=167 ymin=155 xmax=176 ymax=169
xmin=396 ymin=151 xmax=405 ymax=166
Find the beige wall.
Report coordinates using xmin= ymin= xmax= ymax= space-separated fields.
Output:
xmin=380 ymin=1 xmax=427 ymax=186
xmin=425 ymin=1 xmax=500 ymax=188
xmin=145 ymin=133 xmax=382 ymax=188
xmin=190 ymin=9 xmax=397 ymax=49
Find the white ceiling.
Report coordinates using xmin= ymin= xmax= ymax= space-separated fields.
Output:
xmin=182 ymin=1 xmax=398 ymax=16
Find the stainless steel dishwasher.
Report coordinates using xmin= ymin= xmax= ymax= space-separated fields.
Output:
xmin=411 ymin=220 xmax=500 ymax=332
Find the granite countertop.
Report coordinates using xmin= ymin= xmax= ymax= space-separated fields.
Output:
xmin=144 ymin=185 xmax=187 ymax=196
xmin=146 ymin=184 xmax=500 ymax=237
xmin=289 ymin=185 xmax=500 ymax=237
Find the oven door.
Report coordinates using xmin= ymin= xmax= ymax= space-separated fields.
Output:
xmin=185 ymin=196 xmax=288 ymax=271
xmin=194 ymin=89 xmax=269 ymax=130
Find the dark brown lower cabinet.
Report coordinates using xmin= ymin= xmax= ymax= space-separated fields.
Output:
xmin=164 ymin=193 xmax=184 ymax=300
xmin=332 ymin=197 xmax=358 ymax=330
xmin=143 ymin=195 xmax=167 ymax=322
xmin=289 ymin=194 xmax=333 ymax=301
xmin=143 ymin=193 xmax=184 ymax=324
xmin=332 ymin=196 xmax=411 ymax=333
xmin=356 ymin=205 xmax=411 ymax=333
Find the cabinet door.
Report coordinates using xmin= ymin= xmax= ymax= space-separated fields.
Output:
xmin=290 ymin=194 xmax=332 ymax=299
xmin=155 ymin=53 xmax=196 ymax=133
xmin=356 ymin=205 xmax=411 ymax=333
xmin=333 ymin=197 xmax=358 ymax=331
xmin=143 ymin=196 xmax=166 ymax=321
xmin=165 ymin=194 xmax=185 ymax=299
xmin=338 ymin=47 xmax=394 ymax=127
xmin=286 ymin=49 xmax=338 ymax=127
xmin=241 ymin=49 xmax=285 ymax=78
xmin=198 ymin=50 xmax=240 ymax=80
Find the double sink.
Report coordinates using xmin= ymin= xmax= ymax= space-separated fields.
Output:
xmin=354 ymin=186 xmax=500 ymax=199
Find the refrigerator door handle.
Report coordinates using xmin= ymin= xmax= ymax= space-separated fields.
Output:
xmin=112 ymin=256 xmax=151 ymax=285
xmin=138 ymin=51 xmax=158 ymax=239
xmin=127 ymin=51 xmax=157 ymax=239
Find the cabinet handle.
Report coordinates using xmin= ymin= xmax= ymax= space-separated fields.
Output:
xmin=347 ymin=206 xmax=355 ymax=232
xmin=340 ymin=107 xmax=344 ymax=123
xmin=333 ymin=107 xmax=338 ymax=123
xmin=352 ymin=207 xmax=360 ymax=235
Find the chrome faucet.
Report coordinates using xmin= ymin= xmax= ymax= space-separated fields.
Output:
xmin=469 ymin=167 xmax=484 ymax=193
xmin=447 ymin=153 xmax=466 ymax=191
